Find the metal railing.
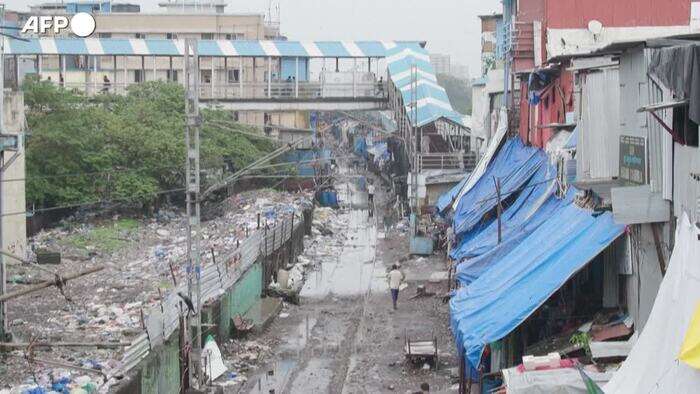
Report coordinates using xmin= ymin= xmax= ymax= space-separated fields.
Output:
xmin=113 ymin=209 xmax=307 ymax=383
xmin=418 ymin=152 xmax=478 ymax=172
xmin=43 ymin=80 xmax=388 ymax=101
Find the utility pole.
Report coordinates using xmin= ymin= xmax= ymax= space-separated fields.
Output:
xmin=184 ymin=38 xmax=203 ymax=389
xmin=0 ymin=4 xmax=7 ymax=342
xmin=493 ymin=177 xmax=502 ymax=244
xmin=410 ymin=64 xmax=419 ymax=222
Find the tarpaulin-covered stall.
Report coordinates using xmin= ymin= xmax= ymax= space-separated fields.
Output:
xmin=451 ymin=163 xmax=559 ymax=284
xmin=436 ymin=174 xmax=469 ymax=214
xmin=604 ymin=213 xmax=700 ymax=393
xmin=450 ymin=186 xmax=624 ymax=369
xmin=452 ymin=137 xmax=544 ymax=236
xmin=447 ymin=108 xmax=509 ymax=214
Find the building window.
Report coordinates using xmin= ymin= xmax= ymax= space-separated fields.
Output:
xmin=225 ymin=33 xmax=244 ymax=40
xmin=166 ymin=33 xmax=177 ymax=39
xmin=166 ymin=70 xmax=178 ymax=82
xmin=227 ymin=69 xmax=240 ymax=83
xmin=134 ymin=69 xmax=143 ymax=83
xmin=233 ymin=111 xmax=239 ymax=122
xmin=98 ymin=33 xmax=111 ymax=38
xmin=135 ymin=33 xmax=145 ymax=39
xmin=201 ymin=33 xmax=214 ymax=40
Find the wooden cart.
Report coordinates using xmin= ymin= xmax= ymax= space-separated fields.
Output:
xmin=404 ymin=330 xmax=438 ymax=368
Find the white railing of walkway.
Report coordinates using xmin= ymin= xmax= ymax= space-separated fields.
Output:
xmin=40 ymin=81 xmax=388 ymax=101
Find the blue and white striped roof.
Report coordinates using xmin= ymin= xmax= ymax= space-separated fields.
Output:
xmin=385 ymin=44 xmax=466 ymax=128
xmin=4 ymin=38 xmax=408 ymax=58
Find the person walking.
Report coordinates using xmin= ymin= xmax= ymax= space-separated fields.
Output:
xmin=445 ymin=225 xmax=455 ymax=260
xmin=367 ymin=181 xmax=376 ymax=217
xmin=387 ymin=264 xmax=405 ymax=310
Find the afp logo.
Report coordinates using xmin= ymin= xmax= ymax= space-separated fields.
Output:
xmin=22 ymin=12 xmax=96 ymax=38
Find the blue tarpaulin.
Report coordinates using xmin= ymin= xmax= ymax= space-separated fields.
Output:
xmin=436 ymin=174 xmax=470 ymax=214
xmin=564 ymin=126 xmax=578 ymax=149
xmin=450 ymin=186 xmax=624 ymax=368
xmin=452 ymin=138 xmax=544 ymax=236
xmin=450 ymin=164 xmax=559 ymax=284
xmin=354 ymin=137 xmax=368 ymax=159
xmin=367 ymin=142 xmax=389 ymax=163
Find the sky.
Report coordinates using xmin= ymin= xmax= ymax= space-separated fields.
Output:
xmin=4 ymin=0 xmax=502 ymax=75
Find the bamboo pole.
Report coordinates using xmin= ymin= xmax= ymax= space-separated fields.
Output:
xmin=0 ymin=266 xmax=105 ymax=302
xmin=0 ymin=341 xmax=130 ymax=349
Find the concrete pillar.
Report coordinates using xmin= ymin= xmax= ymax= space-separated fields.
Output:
xmin=295 ymin=57 xmax=299 ymax=98
xmin=211 ymin=57 xmax=216 ymax=98
xmin=267 ymin=56 xmax=272 ymax=98
xmin=152 ymin=55 xmax=157 ymax=81
xmin=37 ymin=55 xmax=41 ymax=80
xmin=239 ymin=57 xmax=243 ymax=98
xmin=352 ymin=58 xmax=357 ymax=98
xmin=124 ymin=56 xmax=128 ymax=93
xmin=60 ymin=55 xmax=65 ymax=87
xmin=113 ymin=55 xmax=117 ymax=91
xmin=93 ymin=56 xmax=98 ymax=93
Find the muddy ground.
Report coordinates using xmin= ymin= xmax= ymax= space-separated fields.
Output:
xmin=223 ymin=167 xmax=458 ymax=394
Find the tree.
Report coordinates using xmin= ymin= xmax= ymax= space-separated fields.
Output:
xmin=436 ymin=73 xmax=472 ymax=115
xmin=23 ymin=80 xmax=276 ymax=211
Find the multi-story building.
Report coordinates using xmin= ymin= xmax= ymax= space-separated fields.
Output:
xmin=470 ymin=13 xmax=505 ymax=153
xmin=478 ymin=13 xmax=503 ymax=76
xmin=16 ymin=1 xmax=305 ymax=130
xmin=429 ymin=53 xmax=451 ymax=75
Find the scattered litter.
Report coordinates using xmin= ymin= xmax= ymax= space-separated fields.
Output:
xmin=4 ymin=189 xmax=312 ymax=390
xmin=202 ymin=335 xmax=227 ymax=382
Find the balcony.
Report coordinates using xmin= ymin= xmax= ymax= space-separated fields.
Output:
xmin=418 ymin=152 xmax=477 ymax=173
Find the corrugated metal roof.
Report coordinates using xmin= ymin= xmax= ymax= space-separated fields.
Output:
xmin=385 ymin=44 xmax=466 ymax=128
xmin=4 ymin=37 xmax=413 ymax=58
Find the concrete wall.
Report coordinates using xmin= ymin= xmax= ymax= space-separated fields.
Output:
xmin=673 ymin=143 xmax=700 ymax=223
xmin=1 ymin=91 xmax=27 ymax=261
xmin=140 ymin=335 xmax=181 ymax=394
xmin=212 ymin=261 xmax=263 ymax=340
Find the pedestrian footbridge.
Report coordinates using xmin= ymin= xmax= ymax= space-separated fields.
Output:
xmin=6 ymin=37 xmax=473 ymax=171
xmin=6 ymin=38 xmax=403 ymax=111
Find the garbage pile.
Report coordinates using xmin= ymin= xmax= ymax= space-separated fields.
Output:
xmin=270 ymin=207 xmax=349 ymax=294
xmin=212 ymin=339 xmax=275 ymax=389
xmin=0 ymin=368 xmax=104 ymax=394
xmin=2 ymin=189 xmax=311 ymax=390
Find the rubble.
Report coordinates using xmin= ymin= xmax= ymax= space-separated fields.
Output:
xmin=1 ymin=189 xmax=311 ymax=390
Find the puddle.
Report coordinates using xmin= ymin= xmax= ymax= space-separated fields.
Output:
xmin=277 ymin=316 xmax=318 ymax=353
xmin=243 ymin=359 xmax=297 ymax=394
xmin=288 ymin=358 xmax=334 ymax=393
xmin=301 ymin=207 xmax=387 ymax=298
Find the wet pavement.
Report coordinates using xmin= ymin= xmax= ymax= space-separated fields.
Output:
xmin=233 ymin=162 xmax=458 ymax=394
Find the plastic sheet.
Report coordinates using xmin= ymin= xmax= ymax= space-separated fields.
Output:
xmin=605 ymin=213 xmax=700 ymax=393
xmin=452 ymin=137 xmax=545 ymax=236
xmin=451 ymin=164 xmax=559 ymax=284
xmin=450 ymin=187 xmax=624 ymax=368
xmin=450 ymin=108 xmax=509 ymax=212
xmin=435 ymin=174 xmax=469 ymax=214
